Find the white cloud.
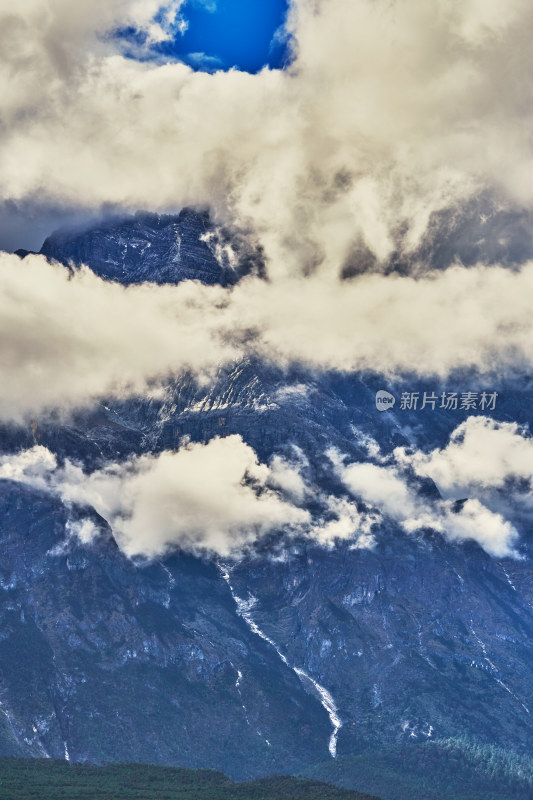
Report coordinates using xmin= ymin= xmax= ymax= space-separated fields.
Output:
xmin=335 ymin=461 xmax=418 ymax=520
xmin=268 ymin=451 xmax=308 ymax=503
xmin=66 ymin=518 xmax=100 ymax=545
xmin=0 ymin=444 xmax=57 ymax=484
xmin=0 ymin=437 xmax=310 ymax=557
xmin=397 ymin=416 xmax=533 ymax=509
xmin=0 ymin=439 xmax=378 ymax=557
xmin=0 ymin=251 xmax=238 ymax=422
xmin=1 ymin=252 xmax=533 ymax=423
xmin=310 ymin=495 xmax=378 ymax=550
xmin=329 ymin=443 xmax=520 ymax=558
xmin=230 ymin=265 xmax=533 ymax=377
xmin=433 ymin=499 xmax=518 ymax=559
xmin=1 ymin=432 xmax=522 ymax=558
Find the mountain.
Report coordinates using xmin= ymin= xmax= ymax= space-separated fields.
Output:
xmin=38 ymin=208 xmax=264 ymax=286
xmin=3 ymin=211 xmax=532 ymax=799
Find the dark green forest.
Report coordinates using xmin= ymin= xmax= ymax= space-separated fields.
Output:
xmin=306 ymin=738 xmax=533 ymax=800
xmin=1 ymin=738 xmax=533 ymax=800
xmin=0 ymin=759 xmax=379 ymax=800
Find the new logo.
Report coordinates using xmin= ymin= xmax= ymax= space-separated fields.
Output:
xmin=375 ymin=390 xmax=395 ymax=411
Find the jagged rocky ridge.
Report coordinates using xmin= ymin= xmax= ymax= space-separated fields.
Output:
xmin=2 ymin=211 xmax=532 ymax=794
xmin=18 ymin=208 xmax=264 ymax=286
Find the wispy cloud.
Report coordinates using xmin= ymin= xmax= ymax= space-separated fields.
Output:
xmin=185 ymin=51 xmax=224 ymax=71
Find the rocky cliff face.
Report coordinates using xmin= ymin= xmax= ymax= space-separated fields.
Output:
xmin=2 ymin=212 xmax=532 ymax=785
xmin=39 ymin=209 xmax=264 ymax=286
xmin=0 ymin=481 xmax=331 ymax=777
xmin=229 ymin=530 xmax=533 ymax=757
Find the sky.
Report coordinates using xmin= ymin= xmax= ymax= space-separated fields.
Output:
xmin=1 ymin=0 xmax=533 ymax=559
xmin=139 ymin=0 xmax=291 ymax=72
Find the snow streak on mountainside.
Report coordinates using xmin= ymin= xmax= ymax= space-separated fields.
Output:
xmin=220 ymin=565 xmax=343 ymax=758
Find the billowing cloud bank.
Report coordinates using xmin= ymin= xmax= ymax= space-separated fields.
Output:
xmin=2 ymin=1 xmax=533 ymax=563
xmin=3 ymin=0 xmax=533 ymax=276
xmin=2 ymin=252 xmax=533 ymax=422
xmin=2 ymin=0 xmax=533 ymax=421
xmin=0 ymin=418 xmax=529 ymax=558
xmin=0 ymin=252 xmax=237 ymax=422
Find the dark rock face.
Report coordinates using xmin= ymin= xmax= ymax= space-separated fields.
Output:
xmin=229 ymin=534 xmax=533 ymax=757
xmin=0 ymin=481 xmax=330 ymax=776
xmin=39 ymin=209 xmax=263 ymax=286
xmin=1 ymin=214 xmax=532 ymax=785
xmin=416 ymin=194 xmax=533 ymax=270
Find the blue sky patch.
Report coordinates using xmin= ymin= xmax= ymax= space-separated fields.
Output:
xmin=117 ymin=0 xmax=292 ymax=73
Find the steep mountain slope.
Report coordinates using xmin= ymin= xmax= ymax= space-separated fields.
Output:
xmin=0 ymin=480 xmax=331 ymax=777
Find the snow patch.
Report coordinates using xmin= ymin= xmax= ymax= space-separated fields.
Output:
xmin=293 ymin=667 xmax=342 ymax=757
xmin=500 ymin=564 xmax=517 ymax=591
